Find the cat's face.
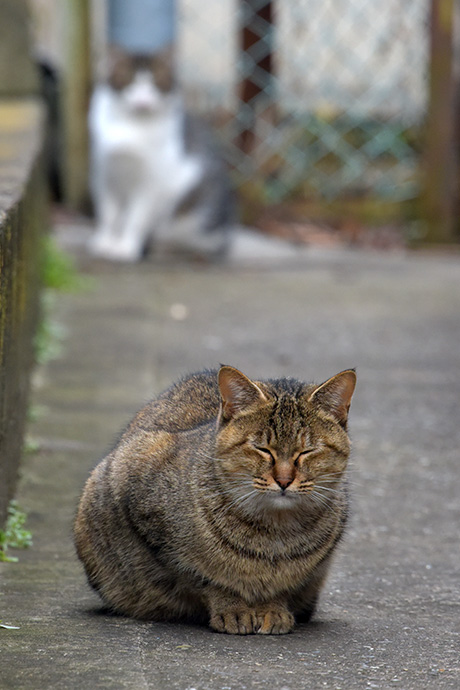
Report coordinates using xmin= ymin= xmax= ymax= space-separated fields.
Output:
xmin=215 ymin=367 xmax=356 ymax=516
xmin=107 ymin=46 xmax=175 ymax=114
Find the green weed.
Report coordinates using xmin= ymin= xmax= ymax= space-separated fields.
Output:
xmin=0 ymin=501 xmax=32 ymax=563
xmin=34 ymin=291 xmax=66 ymax=365
xmin=34 ymin=236 xmax=92 ymax=365
xmin=41 ymin=235 xmax=86 ymax=292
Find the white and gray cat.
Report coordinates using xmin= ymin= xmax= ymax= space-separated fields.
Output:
xmin=88 ymin=47 xmax=234 ymax=262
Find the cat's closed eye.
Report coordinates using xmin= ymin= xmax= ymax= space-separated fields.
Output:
xmin=254 ymin=447 xmax=276 ymax=463
xmin=294 ymin=449 xmax=316 ymax=464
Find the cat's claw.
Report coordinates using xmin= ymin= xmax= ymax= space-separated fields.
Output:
xmin=255 ymin=609 xmax=295 ymax=635
xmin=210 ymin=608 xmax=294 ymax=635
xmin=210 ymin=612 xmax=252 ymax=635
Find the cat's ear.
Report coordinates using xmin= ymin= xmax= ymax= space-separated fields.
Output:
xmin=218 ymin=366 xmax=267 ymax=421
xmin=308 ymin=370 xmax=356 ymax=427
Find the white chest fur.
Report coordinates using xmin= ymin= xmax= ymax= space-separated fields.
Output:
xmin=90 ymin=85 xmax=190 ymax=175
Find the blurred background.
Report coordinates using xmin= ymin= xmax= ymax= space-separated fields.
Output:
xmin=2 ymin=0 xmax=460 ymax=248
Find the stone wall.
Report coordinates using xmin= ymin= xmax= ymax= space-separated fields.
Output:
xmin=0 ymin=100 xmax=46 ymax=526
xmin=0 ymin=0 xmax=39 ymax=96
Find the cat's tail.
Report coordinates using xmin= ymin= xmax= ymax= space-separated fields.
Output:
xmin=226 ymin=226 xmax=313 ymax=267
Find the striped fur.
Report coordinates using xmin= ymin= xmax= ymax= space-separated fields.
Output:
xmin=74 ymin=365 xmax=356 ymax=634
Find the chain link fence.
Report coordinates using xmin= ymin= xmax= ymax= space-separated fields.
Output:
xmin=30 ymin=0 xmax=459 ymax=236
xmin=178 ymin=0 xmax=429 ymax=206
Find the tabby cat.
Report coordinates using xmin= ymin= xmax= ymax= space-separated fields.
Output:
xmin=74 ymin=365 xmax=356 ymax=635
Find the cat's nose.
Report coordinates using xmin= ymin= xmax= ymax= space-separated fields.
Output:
xmin=275 ymin=476 xmax=294 ymax=490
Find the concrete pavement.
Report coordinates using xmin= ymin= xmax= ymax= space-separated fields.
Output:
xmin=1 ymin=235 xmax=459 ymax=689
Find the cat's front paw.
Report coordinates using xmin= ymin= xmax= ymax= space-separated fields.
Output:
xmin=255 ymin=607 xmax=295 ymax=635
xmin=210 ymin=605 xmax=294 ymax=635
xmin=88 ymin=234 xmax=143 ymax=262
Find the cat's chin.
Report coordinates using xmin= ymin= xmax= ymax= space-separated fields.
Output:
xmin=229 ymin=490 xmax=301 ymax=519
xmin=265 ymin=492 xmax=301 ymax=510
xmin=129 ymin=103 xmax=158 ymax=116
xmin=247 ymin=494 xmax=306 ymax=522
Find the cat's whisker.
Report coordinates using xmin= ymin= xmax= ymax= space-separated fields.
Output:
xmin=311 ymin=497 xmax=333 ymax=512
xmin=229 ymin=491 xmax=253 ymax=506
xmin=314 ymin=472 xmax=344 ymax=480
xmin=223 ymin=482 xmax=255 ymax=498
xmin=227 ymin=489 xmax=260 ymax=511
xmin=321 ymin=475 xmax=365 ymax=491
xmin=315 ymin=485 xmax=341 ymax=495
xmin=326 ymin=472 xmax=350 ymax=478
xmin=309 ymin=490 xmax=335 ymax=511
xmin=314 ymin=472 xmax=363 ymax=489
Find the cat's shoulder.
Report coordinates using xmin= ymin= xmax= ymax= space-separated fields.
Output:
xmin=130 ymin=369 xmax=221 ymax=433
xmin=157 ymin=368 xmax=220 ymax=413
xmin=162 ymin=368 xmax=219 ymax=394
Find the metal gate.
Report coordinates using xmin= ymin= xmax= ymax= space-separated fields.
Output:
xmin=178 ymin=0 xmax=428 ymax=205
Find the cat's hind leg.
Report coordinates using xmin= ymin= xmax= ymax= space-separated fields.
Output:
xmin=289 ymin=557 xmax=333 ymax=623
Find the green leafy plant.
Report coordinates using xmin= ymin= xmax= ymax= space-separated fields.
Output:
xmin=23 ymin=437 xmax=41 ymax=455
xmin=0 ymin=501 xmax=32 ymax=563
xmin=41 ymin=235 xmax=85 ymax=292
xmin=34 ymin=291 xmax=66 ymax=365
xmin=34 ymin=236 xmax=92 ymax=365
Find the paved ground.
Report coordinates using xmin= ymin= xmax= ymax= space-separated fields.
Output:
xmin=1 ymin=234 xmax=460 ymax=689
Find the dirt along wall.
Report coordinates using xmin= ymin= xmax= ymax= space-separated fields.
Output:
xmin=0 ymin=100 xmax=46 ymax=527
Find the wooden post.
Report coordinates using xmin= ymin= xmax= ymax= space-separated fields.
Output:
xmin=61 ymin=0 xmax=91 ymax=210
xmin=237 ymin=0 xmax=273 ymax=154
xmin=421 ymin=0 xmax=457 ymax=243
